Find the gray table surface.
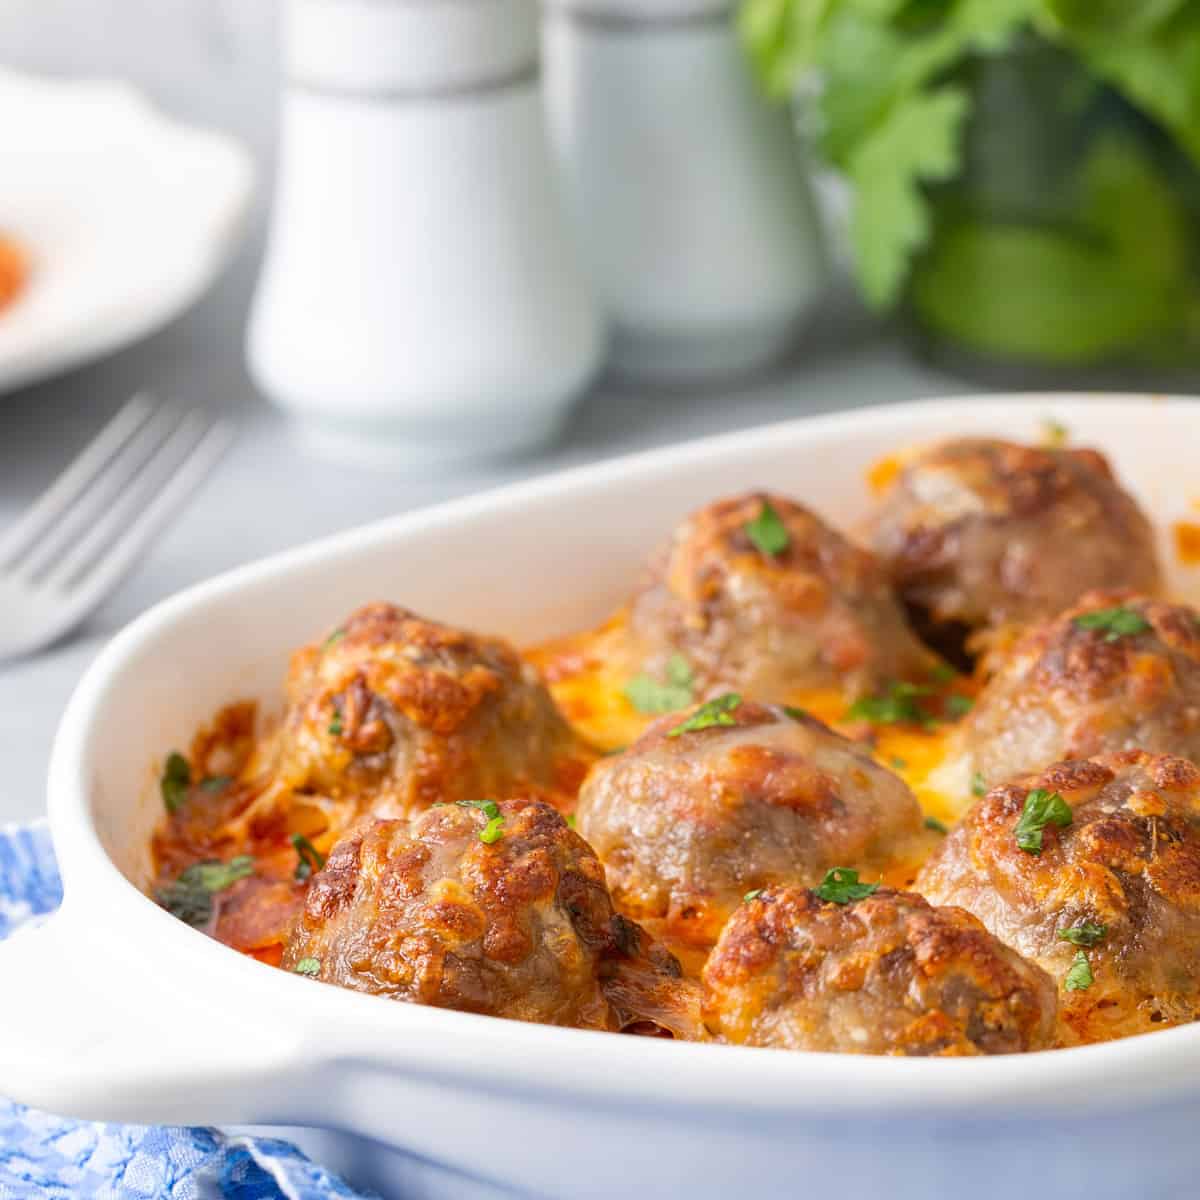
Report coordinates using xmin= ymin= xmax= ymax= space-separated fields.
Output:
xmin=0 ymin=0 xmax=970 ymax=822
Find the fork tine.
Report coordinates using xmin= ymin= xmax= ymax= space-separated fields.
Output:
xmin=18 ymin=402 xmax=181 ymax=580
xmin=0 ymin=394 xmax=157 ymax=568
xmin=49 ymin=416 xmax=234 ymax=602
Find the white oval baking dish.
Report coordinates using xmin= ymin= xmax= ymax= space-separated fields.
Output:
xmin=3 ymin=396 xmax=1200 ymax=1200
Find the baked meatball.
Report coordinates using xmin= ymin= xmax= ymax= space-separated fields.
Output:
xmin=702 ymin=885 xmax=1056 ymax=1055
xmin=918 ymin=751 xmax=1200 ymax=1044
xmin=868 ymin=438 xmax=1161 ymax=638
xmin=620 ymin=492 xmax=936 ymax=703
xmin=575 ymin=699 xmax=928 ymax=949
xmin=269 ymin=603 xmax=592 ymax=817
xmin=283 ymin=798 xmax=691 ymax=1031
xmin=950 ymin=592 xmax=1200 ymax=788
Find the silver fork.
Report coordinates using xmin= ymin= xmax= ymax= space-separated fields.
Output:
xmin=0 ymin=394 xmax=234 ymax=661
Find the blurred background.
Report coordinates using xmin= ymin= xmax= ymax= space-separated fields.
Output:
xmin=1 ymin=0 xmax=1198 ymax=810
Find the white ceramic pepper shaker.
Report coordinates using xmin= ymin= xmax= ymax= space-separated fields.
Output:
xmin=543 ymin=0 xmax=826 ymax=383
xmin=248 ymin=0 xmax=605 ymax=461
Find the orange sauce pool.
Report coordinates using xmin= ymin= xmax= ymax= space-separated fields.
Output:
xmin=1175 ymin=521 xmax=1200 ymax=567
xmin=0 ymin=233 xmax=28 ymax=313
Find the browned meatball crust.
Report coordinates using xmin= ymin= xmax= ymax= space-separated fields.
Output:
xmin=951 ymin=592 xmax=1200 ymax=787
xmin=918 ymin=751 xmax=1200 ymax=1044
xmin=868 ymin=438 xmax=1161 ymax=635
xmin=702 ymin=885 xmax=1057 ymax=1055
xmin=575 ymin=699 xmax=928 ymax=949
xmin=283 ymin=798 xmax=692 ymax=1030
xmin=622 ymin=492 xmax=936 ymax=702
xmin=269 ymin=603 xmax=593 ymax=817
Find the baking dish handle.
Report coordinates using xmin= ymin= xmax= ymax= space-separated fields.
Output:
xmin=0 ymin=903 xmax=301 ymax=1126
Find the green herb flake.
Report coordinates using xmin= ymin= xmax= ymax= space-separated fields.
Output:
xmin=1072 ymin=606 xmax=1151 ymax=642
xmin=891 ymin=756 xmax=908 ymax=770
xmin=328 ymin=704 xmax=343 ymax=737
xmin=1058 ymin=921 xmax=1107 ymax=947
xmin=924 ymin=816 xmax=949 ymax=835
xmin=161 ymin=752 xmax=191 ymax=814
xmin=744 ymin=499 xmax=790 ymax=557
xmin=291 ymin=833 xmax=326 ymax=882
xmin=971 ymin=771 xmax=988 ymax=798
xmin=929 ymin=663 xmax=958 ymax=684
xmin=324 ymin=628 xmax=346 ymax=648
xmin=946 ymin=694 xmax=974 ymax=718
xmin=1041 ymin=418 xmax=1069 ymax=447
xmin=668 ymin=693 xmax=742 ymax=737
xmin=624 ymin=653 xmax=695 ymax=714
xmin=294 ymin=957 xmax=321 ymax=977
xmin=457 ymin=799 xmax=505 ymax=844
xmin=1014 ymin=788 xmax=1073 ymax=855
xmin=157 ymin=855 xmax=255 ymax=927
xmin=566 ymin=814 xmax=577 ymax=829
xmin=783 ymin=705 xmax=811 ymax=722
xmin=815 ymin=867 xmax=879 ymax=905
xmin=1064 ymin=950 xmax=1094 ymax=992
xmin=200 ymin=775 xmax=233 ymax=793
xmin=743 ymin=889 xmax=764 ymax=902
xmin=845 ymin=681 xmax=935 ymax=728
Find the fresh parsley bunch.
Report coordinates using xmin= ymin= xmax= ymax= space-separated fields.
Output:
xmin=740 ymin=0 xmax=1200 ymax=363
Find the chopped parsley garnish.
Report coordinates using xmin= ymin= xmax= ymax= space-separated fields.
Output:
xmin=457 ymin=799 xmax=505 ymax=844
xmin=971 ymin=771 xmax=988 ymax=798
xmin=566 ymin=814 xmax=577 ymax=829
xmin=1072 ymin=606 xmax=1151 ymax=643
xmin=1058 ymin=921 xmax=1107 ymax=947
xmin=291 ymin=833 xmax=326 ymax=881
xmin=945 ymin=694 xmax=974 ymax=718
xmin=845 ymin=681 xmax=935 ymax=728
xmin=891 ymin=756 xmax=908 ymax=770
xmin=783 ymin=705 xmax=811 ymax=722
xmin=744 ymin=498 xmax=790 ymax=557
xmin=929 ymin=662 xmax=958 ymax=684
xmin=293 ymin=957 xmax=321 ymax=977
xmin=1041 ymin=418 xmax=1069 ymax=448
xmin=743 ymin=889 xmax=764 ymax=902
xmin=160 ymin=752 xmax=191 ymax=814
xmin=328 ymin=704 xmax=343 ymax=737
xmin=624 ymin=653 xmax=695 ymax=714
xmin=324 ymin=628 xmax=345 ymax=648
xmin=924 ymin=816 xmax=949 ymax=834
xmin=200 ymin=775 xmax=233 ymax=793
xmin=1014 ymin=788 xmax=1073 ymax=854
xmin=157 ymin=855 xmax=254 ymax=927
xmin=815 ymin=867 xmax=879 ymax=905
xmin=668 ymin=693 xmax=742 ymax=737
xmin=1064 ymin=950 xmax=1094 ymax=992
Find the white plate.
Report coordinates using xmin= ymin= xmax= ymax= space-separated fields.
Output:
xmin=2 ymin=396 xmax=1199 ymax=1200
xmin=0 ymin=69 xmax=254 ymax=394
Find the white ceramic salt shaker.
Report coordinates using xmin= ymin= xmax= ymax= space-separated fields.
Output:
xmin=247 ymin=0 xmax=605 ymax=462
xmin=543 ymin=0 xmax=826 ymax=383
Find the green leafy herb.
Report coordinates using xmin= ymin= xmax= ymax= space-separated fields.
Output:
xmin=929 ymin=663 xmax=959 ymax=684
xmin=815 ymin=867 xmax=879 ymax=905
xmin=291 ymin=833 xmax=326 ymax=882
xmin=783 ymin=705 xmax=811 ymax=722
xmin=744 ymin=498 xmax=790 ymax=557
xmin=200 ymin=775 xmax=233 ymax=793
xmin=971 ymin=771 xmax=988 ymax=798
xmin=891 ymin=756 xmax=908 ymax=770
xmin=161 ymin=752 xmax=191 ymax=814
xmin=1058 ymin=921 xmax=1107 ymax=947
xmin=668 ymin=693 xmax=742 ymax=737
xmin=946 ymin=694 xmax=974 ymax=718
xmin=324 ymin=628 xmax=346 ymax=649
xmin=744 ymin=889 xmax=764 ymax=902
xmin=1014 ymin=788 xmax=1073 ymax=854
xmin=457 ymin=799 xmax=505 ymax=844
xmin=566 ymin=814 xmax=577 ymax=829
xmin=157 ymin=855 xmax=254 ymax=927
xmin=1073 ymin=605 xmax=1152 ymax=642
xmin=1064 ymin=949 xmax=1094 ymax=991
xmin=1042 ymin=417 xmax=1070 ymax=447
xmin=328 ymin=704 xmax=343 ymax=737
xmin=845 ymin=681 xmax=935 ymax=728
xmin=294 ymin=957 xmax=321 ymax=977
xmin=624 ymin=653 xmax=695 ymax=714
xmin=925 ymin=816 xmax=949 ymax=834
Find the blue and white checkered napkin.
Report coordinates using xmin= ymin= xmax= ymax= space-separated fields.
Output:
xmin=0 ymin=822 xmax=374 ymax=1200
